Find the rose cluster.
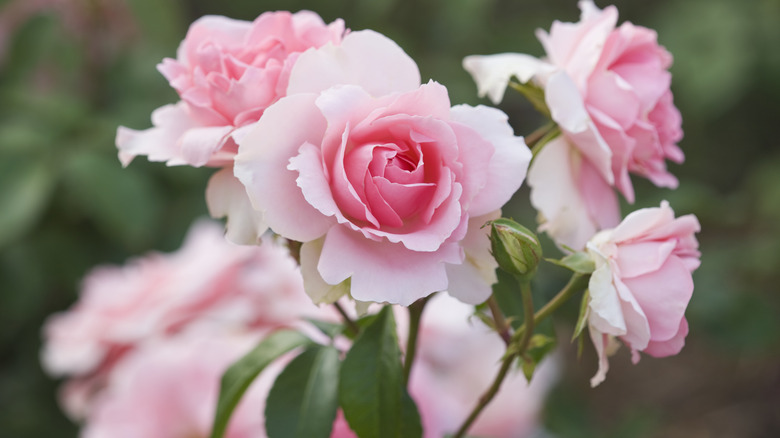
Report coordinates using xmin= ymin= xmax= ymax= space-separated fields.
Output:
xmin=44 ymin=2 xmax=705 ymax=437
xmin=42 ymin=221 xmax=556 ymax=437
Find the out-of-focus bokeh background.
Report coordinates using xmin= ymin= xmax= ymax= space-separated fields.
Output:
xmin=1 ymin=0 xmax=778 ymax=436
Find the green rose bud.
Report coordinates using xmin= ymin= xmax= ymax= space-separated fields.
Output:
xmin=489 ymin=218 xmax=543 ymax=282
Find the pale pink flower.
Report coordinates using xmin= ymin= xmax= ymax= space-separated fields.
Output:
xmin=41 ymin=220 xmax=318 ymax=416
xmin=585 ymin=201 xmax=700 ymax=386
xmin=409 ymin=294 xmax=558 ymax=437
xmin=116 ymin=11 xmax=345 ymax=243
xmin=464 ymin=0 xmax=683 ymax=249
xmin=81 ymin=331 xmax=277 ymax=438
xmin=234 ymin=30 xmax=531 ymax=306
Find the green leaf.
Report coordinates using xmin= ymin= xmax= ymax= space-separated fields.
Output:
xmin=400 ymin=388 xmax=423 ymax=438
xmin=571 ymin=289 xmax=591 ymax=343
xmin=305 ymin=318 xmax=345 ymax=340
xmin=265 ymin=345 xmax=341 ymax=438
xmin=339 ymin=306 xmax=422 ymax=438
xmin=518 ymin=334 xmax=557 ymax=381
xmin=546 ymin=251 xmax=596 ymax=275
xmin=210 ymin=330 xmax=312 ymax=438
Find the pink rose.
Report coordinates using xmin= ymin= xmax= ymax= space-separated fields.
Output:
xmin=464 ymin=0 xmax=683 ymax=249
xmin=115 ymin=11 xmax=345 ymax=243
xmin=585 ymin=201 xmax=700 ymax=386
xmin=117 ymin=11 xmax=345 ymax=168
xmin=80 ymin=332 xmax=277 ymax=438
xmin=41 ymin=220 xmax=320 ymax=416
xmin=234 ymin=30 xmax=531 ymax=306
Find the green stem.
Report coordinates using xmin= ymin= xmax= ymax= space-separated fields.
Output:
xmin=403 ymin=296 xmax=431 ymax=385
xmin=333 ymin=301 xmax=360 ymax=337
xmin=525 ymin=120 xmax=556 ymax=149
xmin=516 ymin=281 xmax=535 ymax=355
xmin=452 ymin=273 xmax=588 ymax=438
xmin=487 ymin=296 xmax=511 ymax=346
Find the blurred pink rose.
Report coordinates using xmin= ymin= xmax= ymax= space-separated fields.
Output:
xmin=464 ymin=0 xmax=683 ymax=249
xmin=234 ymin=30 xmax=531 ymax=306
xmin=409 ymin=294 xmax=558 ymax=437
xmin=41 ymin=220 xmax=320 ymax=416
xmin=585 ymin=201 xmax=700 ymax=386
xmin=81 ymin=332 xmax=276 ymax=438
xmin=116 ymin=11 xmax=345 ymax=243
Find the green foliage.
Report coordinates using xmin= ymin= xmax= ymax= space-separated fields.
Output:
xmin=517 ymin=333 xmax=556 ymax=381
xmin=265 ymin=345 xmax=341 ymax=438
xmin=211 ymin=330 xmax=312 ymax=438
xmin=338 ymin=306 xmax=422 ymax=438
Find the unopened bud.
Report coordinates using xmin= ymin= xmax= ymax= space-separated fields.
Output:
xmin=489 ymin=218 xmax=542 ymax=281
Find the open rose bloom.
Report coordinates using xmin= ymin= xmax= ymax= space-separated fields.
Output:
xmin=585 ymin=201 xmax=700 ymax=386
xmin=41 ymin=221 xmax=327 ymax=418
xmin=464 ymin=0 xmax=683 ymax=249
xmin=234 ymin=30 xmax=531 ymax=306
xmin=116 ymin=11 xmax=346 ymax=243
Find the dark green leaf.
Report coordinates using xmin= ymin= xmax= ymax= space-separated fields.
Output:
xmin=211 ymin=330 xmax=312 ymax=438
xmin=400 ymin=388 xmax=423 ymax=438
xmin=266 ymin=345 xmax=341 ymax=438
xmin=339 ymin=306 xmax=421 ymax=438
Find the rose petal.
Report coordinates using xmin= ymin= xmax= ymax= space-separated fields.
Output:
xmin=317 ymin=226 xmax=462 ymax=306
xmin=234 ymin=93 xmax=334 ymax=242
xmin=461 ymin=53 xmax=555 ymax=104
xmin=287 ymin=30 xmax=420 ymax=97
xmin=205 ymin=168 xmax=267 ymax=245
xmin=449 ymin=104 xmax=531 ymax=216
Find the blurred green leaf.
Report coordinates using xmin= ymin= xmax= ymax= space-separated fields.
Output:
xmin=0 ymin=153 xmax=55 ymax=248
xmin=62 ymin=150 xmax=163 ymax=249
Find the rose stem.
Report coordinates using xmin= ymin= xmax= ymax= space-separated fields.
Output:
xmin=452 ymin=273 xmax=588 ymax=438
xmin=487 ymin=295 xmax=512 ymax=346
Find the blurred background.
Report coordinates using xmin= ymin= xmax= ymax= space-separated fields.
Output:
xmin=1 ymin=0 xmax=778 ymax=436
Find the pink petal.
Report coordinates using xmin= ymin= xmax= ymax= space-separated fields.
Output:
xmin=621 ymin=255 xmax=694 ymax=342
xmin=116 ymin=103 xmax=197 ymax=167
xmin=299 ymin=238 xmax=350 ymax=304
xmin=444 ymin=211 xmax=500 ymax=305
xmin=614 ymin=240 xmax=675 ymax=279
xmin=643 ymin=317 xmax=688 ymax=357
xmin=528 ymin=137 xmax=599 ymax=250
xmin=317 ymin=226 xmax=463 ymax=306
xmin=577 ymin=158 xmax=621 ymax=231
xmin=234 ymin=93 xmax=334 ymax=242
xmin=449 ymin=104 xmax=531 ymax=216
xmin=287 ymin=30 xmax=420 ymax=97
xmin=205 ymin=168 xmax=267 ymax=245
xmin=610 ymin=200 xmax=675 ymax=243
xmin=179 ymin=125 xmax=234 ymax=167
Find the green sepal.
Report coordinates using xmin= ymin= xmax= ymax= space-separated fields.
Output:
xmin=546 ymin=251 xmax=596 ymax=275
xmin=517 ymin=334 xmax=557 ymax=381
